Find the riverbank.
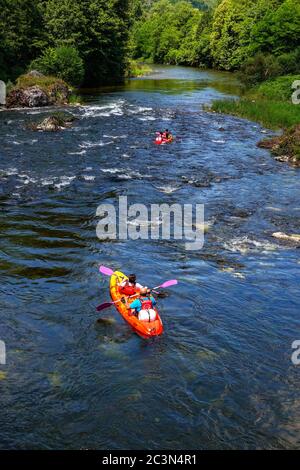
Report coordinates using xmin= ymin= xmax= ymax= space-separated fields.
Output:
xmin=210 ymin=75 xmax=300 ymax=166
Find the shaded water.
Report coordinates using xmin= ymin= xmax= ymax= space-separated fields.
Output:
xmin=0 ymin=66 xmax=299 ymax=449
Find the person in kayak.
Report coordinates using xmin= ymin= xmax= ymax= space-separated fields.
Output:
xmin=155 ymin=132 xmax=163 ymax=144
xmin=119 ymin=274 xmax=143 ymax=296
xmin=163 ymin=129 xmax=171 ymax=140
xmin=127 ymin=287 xmax=157 ymax=321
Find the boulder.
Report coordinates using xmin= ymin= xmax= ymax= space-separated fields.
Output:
xmin=272 ymin=232 xmax=300 ymax=243
xmin=24 ymin=86 xmax=50 ymax=107
xmin=49 ymin=82 xmax=71 ymax=105
xmin=29 ymin=113 xmax=76 ymax=132
xmin=7 ymin=86 xmax=50 ymax=108
xmin=36 ymin=116 xmax=61 ymax=132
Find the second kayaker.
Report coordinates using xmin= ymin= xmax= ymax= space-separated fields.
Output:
xmin=126 ymin=287 xmax=157 ymax=321
xmin=119 ymin=274 xmax=143 ymax=296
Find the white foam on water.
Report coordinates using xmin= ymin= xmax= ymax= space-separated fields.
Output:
xmin=68 ymin=150 xmax=87 ymax=155
xmin=101 ymin=168 xmax=150 ymax=180
xmin=224 ymin=236 xmax=281 ymax=255
xmin=80 ymin=141 xmax=113 ymax=149
xmin=128 ymin=105 xmax=153 ymax=114
xmin=155 ymin=185 xmax=180 ymax=194
xmin=82 ymin=175 xmax=95 ymax=181
xmin=3 ymin=168 xmax=18 ymax=176
xmin=82 ymin=100 xmax=125 ymax=118
xmin=138 ymin=116 xmax=156 ymax=121
xmin=101 ymin=168 xmax=120 ymax=174
xmin=54 ymin=176 xmax=76 ymax=190
xmin=265 ymin=206 xmax=283 ymax=212
xmin=103 ymin=134 xmax=127 ymax=139
xmin=212 ymin=140 xmax=226 ymax=144
xmin=41 ymin=179 xmax=54 ymax=186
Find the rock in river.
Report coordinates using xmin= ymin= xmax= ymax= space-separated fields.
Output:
xmin=272 ymin=232 xmax=300 ymax=243
xmin=7 ymin=86 xmax=50 ymax=108
xmin=29 ymin=113 xmax=76 ymax=132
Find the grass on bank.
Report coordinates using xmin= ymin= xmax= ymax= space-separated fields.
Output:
xmin=211 ymin=98 xmax=300 ymax=129
xmin=126 ymin=60 xmax=152 ymax=78
xmin=16 ymin=74 xmax=67 ymax=91
xmin=210 ymin=74 xmax=300 ymax=129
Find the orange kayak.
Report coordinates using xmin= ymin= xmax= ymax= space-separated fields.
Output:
xmin=110 ymin=271 xmax=164 ymax=339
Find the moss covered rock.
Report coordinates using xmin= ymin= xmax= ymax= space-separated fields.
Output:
xmin=6 ymin=72 xmax=71 ymax=108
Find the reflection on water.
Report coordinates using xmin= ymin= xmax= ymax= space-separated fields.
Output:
xmin=0 ymin=65 xmax=299 ymax=450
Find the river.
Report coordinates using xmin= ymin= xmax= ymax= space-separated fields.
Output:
xmin=0 ymin=66 xmax=299 ymax=450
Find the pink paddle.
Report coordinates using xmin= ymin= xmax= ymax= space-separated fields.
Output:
xmin=99 ymin=266 xmax=114 ymax=276
xmin=96 ymin=266 xmax=178 ymax=313
xmin=152 ymin=280 xmax=178 ymax=290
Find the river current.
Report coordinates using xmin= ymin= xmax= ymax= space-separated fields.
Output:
xmin=0 ymin=66 xmax=299 ymax=449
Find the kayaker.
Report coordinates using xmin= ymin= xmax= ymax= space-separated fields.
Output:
xmin=126 ymin=287 xmax=157 ymax=321
xmin=155 ymin=132 xmax=163 ymax=144
xmin=163 ymin=129 xmax=170 ymax=140
xmin=119 ymin=274 xmax=143 ymax=296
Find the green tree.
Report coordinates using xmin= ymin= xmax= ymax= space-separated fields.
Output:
xmin=250 ymin=0 xmax=300 ymax=55
xmin=44 ymin=0 xmax=131 ymax=85
xmin=0 ymin=0 xmax=46 ymax=81
xmin=30 ymin=46 xmax=85 ymax=86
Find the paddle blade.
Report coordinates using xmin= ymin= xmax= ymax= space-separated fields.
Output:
xmin=159 ymin=280 xmax=178 ymax=289
xmin=99 ymin=266 xmax=114 ymax=276
xmin=96 ymin=302 xmax=113 ymax=312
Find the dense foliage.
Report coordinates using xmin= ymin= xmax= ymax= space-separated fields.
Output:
xmin=30 ymin=47 xmax=85 ymax=86
xmin=0 ymin=0 xmax=131 ymax=85
xmin=1 ymin=0 xmax=299 ymax=87
xmin=132 ymin=0 xmax=300 ymax=78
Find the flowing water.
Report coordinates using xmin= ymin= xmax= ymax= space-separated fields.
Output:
xmin=0 ymin=66 xmax=299 ymax=450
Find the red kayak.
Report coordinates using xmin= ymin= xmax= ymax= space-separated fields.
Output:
xmin=155 ymin=135 xmax=173 ymax=145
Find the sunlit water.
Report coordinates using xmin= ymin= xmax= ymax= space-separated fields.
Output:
xmin=0 ymin=66 xmax=299 ymax=450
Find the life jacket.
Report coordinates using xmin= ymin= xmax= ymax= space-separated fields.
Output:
xmin=156 ymin=136 xmax=163 ymax=144
xmin=140 ymin=297 xmax=153 ymax=310
xmin=119 ymin=283 xmax=136 ymax=296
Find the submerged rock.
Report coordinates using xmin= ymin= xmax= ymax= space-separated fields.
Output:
xmin=28 ymin=112 xmax=76 ymax=132
xmin=96 ymin=317 xmax=117 ymax=326
xmin=272 ymin=232 xmax=300 ymax=243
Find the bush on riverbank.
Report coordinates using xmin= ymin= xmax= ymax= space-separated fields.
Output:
xmin=238 ymin=51 xmax=300 ymax=87
xmin=252 ymin=75 xmax=300 ymax=102
xmin=126 ymin=60 xmax=152 ymax=78
xmin=30 ymin=47 xmax=85 ymax=87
